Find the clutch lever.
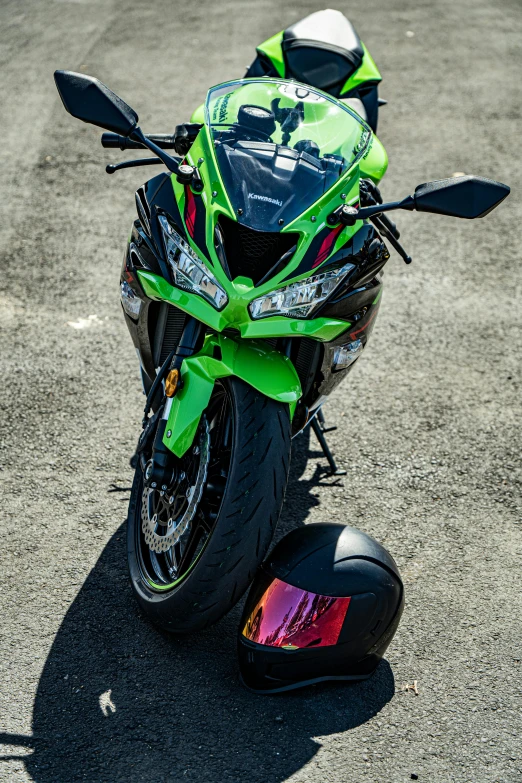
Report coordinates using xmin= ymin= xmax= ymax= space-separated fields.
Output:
xmin=371 ymin=214 xmax=412 ymax=264
xmin=106 ymin=158 xmax=166 ymax=174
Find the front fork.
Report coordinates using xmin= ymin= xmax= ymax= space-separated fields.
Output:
xmin=135 ymin=321 xmax=302 ymax=479
xmin=137 ymin=317 xmax=204 ymax=490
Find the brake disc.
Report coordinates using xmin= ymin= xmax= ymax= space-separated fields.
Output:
xmin=141 ymin=419 xmax=210 ymax=554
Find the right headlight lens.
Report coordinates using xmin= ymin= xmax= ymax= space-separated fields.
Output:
xmin=158 ymin=215 xmax=228 ymax=311
xmin=249 ymin=263 xmax=354 ymax=320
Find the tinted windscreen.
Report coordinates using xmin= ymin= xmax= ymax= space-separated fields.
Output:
xmin=214 ymin=140 xmax=345 ymax=230
xmin=206 ymin=80 xmax=371 ymax=231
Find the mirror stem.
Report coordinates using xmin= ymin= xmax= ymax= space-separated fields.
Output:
xmin=130 ymin=127 xmax=180 ymax=174
xmin=356 ymin=195 xmax=415 ymax=221
xmin=329 ymin=195 xmax=415 ymax=228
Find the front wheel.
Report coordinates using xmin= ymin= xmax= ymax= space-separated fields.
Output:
xmin=127 ymin=377 xmax=291 ymax=633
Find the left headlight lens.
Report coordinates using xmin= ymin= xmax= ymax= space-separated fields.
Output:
xmin=249 ymin=263 xmax=354 ymax=320
xmin=158 ymin=215 xmax=228 ymax=311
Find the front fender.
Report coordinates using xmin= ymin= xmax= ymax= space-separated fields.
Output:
xmin=163 ymin=333 xmax=302 ymax=457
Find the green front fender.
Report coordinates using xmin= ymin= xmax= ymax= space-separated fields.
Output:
xmin=163 ymin=333 xmax=302 ymax=457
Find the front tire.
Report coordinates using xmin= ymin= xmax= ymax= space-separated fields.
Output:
xmin=127 ymin=378 xmax=291 ymax=633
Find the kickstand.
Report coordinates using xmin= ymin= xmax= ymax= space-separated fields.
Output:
xmin=316 ymin=407 xmax=338 ymax=433
xmin=311 ymin=416 xmax=347 ymax=476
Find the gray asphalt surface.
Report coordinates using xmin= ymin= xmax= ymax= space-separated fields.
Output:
xmin=0 ymin=1 xmax=521 ymax=781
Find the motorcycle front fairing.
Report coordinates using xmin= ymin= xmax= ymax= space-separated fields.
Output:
xmin=123 ymin=78 xmax=390 ymax=456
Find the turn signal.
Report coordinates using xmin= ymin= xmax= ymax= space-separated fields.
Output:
xmin=165 ymin=368 xmax=180 ymax=397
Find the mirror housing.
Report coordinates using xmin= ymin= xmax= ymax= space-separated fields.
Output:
xmin=54 ymin=70 xmax=138 ymax=136
xmin=342 ymin=175 xmax=510 ymax=226
xmin=413 ymin=175 xmax=510 ymax=219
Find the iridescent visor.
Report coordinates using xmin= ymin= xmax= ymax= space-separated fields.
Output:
xmin=241 ymin=577 xmax=351 ymax=649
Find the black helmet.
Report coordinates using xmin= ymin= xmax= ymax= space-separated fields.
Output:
xmin=238 ymin=523 xmax=404 ymax=693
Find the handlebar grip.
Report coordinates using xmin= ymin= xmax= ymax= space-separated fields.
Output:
xmin=101 ymin=133 xmax=144 ymax=150
xmin=101 ymin=133 xmax=177 ymax=150
xmin=147 ymin=134 xmax=177 ymax=149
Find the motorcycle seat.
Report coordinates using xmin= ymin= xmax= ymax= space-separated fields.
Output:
xmin=282 ymin=10 xmax=364 ymax=94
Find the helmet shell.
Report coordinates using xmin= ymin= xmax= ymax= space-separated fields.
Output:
xmin=238 ymin=523 xmax=404 ymax=693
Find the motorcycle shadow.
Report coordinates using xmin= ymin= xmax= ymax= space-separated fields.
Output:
xmin=3 ymin=430 xmax=395 ymax=783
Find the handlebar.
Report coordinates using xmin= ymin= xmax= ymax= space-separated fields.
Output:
xmin=101 ymin=133 xmax=177 ymax=150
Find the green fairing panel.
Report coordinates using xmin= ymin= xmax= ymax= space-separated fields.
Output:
xmin=359 ymin=134 xmax=388 ymax=183
xmin=190 ymin=103 xmax=205 ymax=124
xmin=138 ymin=80 xmax=390 ymax=338
xmin=252 ymin=29 xmax=381 ymax=94
xmin=256 ymin=30 xmax=285 ymax=77
xmin=254 ymin=33 xmax=381 ymax=97
xmin=137 ymin=269 xmax=351 ymax=341
xmin=340 ymin=43 xmax=382 ymax=94
xmin=162 ymin=332 xmax=302 ymax=457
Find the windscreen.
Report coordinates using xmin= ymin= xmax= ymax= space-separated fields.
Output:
xmin=206 ymin=80 xmax=371 ymax=231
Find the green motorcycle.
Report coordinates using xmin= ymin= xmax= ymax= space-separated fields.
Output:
xmin=54 ymin=10 xmax=509 ymax=633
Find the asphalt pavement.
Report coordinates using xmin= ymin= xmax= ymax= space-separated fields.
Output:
xmin=0 ymin=1 xmax=520 ymax=781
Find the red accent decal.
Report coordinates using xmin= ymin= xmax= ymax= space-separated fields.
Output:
xmin=312 ymin=224 xmax=343 ymax=269
xmin=349 ymin=308 xmax=378 ymax=339
xmin=184 ymin=186 xmax=197 ymax=238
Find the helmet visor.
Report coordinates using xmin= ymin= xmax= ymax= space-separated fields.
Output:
xmin=241 ymin=575 xmax=351 ymax=649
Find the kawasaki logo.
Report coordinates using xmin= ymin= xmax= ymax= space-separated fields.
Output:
xmin=248 ymin=193 xmax=283 ymax=207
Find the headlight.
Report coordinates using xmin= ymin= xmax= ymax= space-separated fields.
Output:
xmin=158 ymin=215 xmax=228 ymax=311
xmin=249 ymin=263 xmax=354 ymax=320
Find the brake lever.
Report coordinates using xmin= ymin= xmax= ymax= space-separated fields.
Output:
xmin=106 ymin=158 xmax=165 ymax=174
xmin=371 ymin=215 xmax=412 ymax=264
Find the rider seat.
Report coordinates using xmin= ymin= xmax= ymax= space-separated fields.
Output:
xmin=282 ymin=10 xmax=364 ymax=95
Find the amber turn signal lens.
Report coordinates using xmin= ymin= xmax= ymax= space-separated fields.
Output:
xmin=165 ymin=368 xmax=180 ymax=398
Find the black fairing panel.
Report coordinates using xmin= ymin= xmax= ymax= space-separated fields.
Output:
xmin=119 ymin=171 xmax=187 ymax=383
xmin=120 ymin=231 xmax=156 ymax=381
xmin=282 ymin=222 xmax=387 ymax=285
xmin=128 ymin=220 xmax=162 ymax=277
xmin=312 ymin=296 xmax=381 ymax=400
xmin=146 ymin=173 xmax=186 ymax=283
xmin=288 ymin=225 xmax=387 ymax=411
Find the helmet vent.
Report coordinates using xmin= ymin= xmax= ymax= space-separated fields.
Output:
xmin=218 ymin=216 xmax=298 ymax=285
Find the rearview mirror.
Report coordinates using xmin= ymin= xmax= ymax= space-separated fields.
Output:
xmin=413 ymin=175 xmax=510 ymax=219
xmin=54 ymin=70 xmax=138 ymax=136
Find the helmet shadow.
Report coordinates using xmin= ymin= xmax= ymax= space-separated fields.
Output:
xmin=1 ymin=430 xmax=395 ymax=783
